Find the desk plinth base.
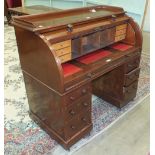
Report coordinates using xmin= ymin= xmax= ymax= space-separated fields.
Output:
xmin=29 ymin=110 xmax=93 ymax=149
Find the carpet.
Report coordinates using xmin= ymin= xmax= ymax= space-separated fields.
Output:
xmin=4 ymin=24 xmax=150 ymax=155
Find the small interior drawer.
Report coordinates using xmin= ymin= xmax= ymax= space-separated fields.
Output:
xmin=55 ymin=47 xmax=71 ymax=57
xmin=124 ymin=68 xmax=140 ymax=86
xmin=115 ymin=34 xmax=126 ymax=42
xmin=51 ymin=40 xmax=71 ymax=50
xmin=59 ymin=53 xmax=71 ymax=63
xmin=116 ymin=24 xmax=127 ymax=31
xmin=115 ymin=28 xmax=126 ymax=36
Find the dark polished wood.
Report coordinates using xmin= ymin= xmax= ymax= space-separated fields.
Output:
xmin=12 ymin=5 xmax=143 ymax=149
xmin=8 ymin=5 xmax=61 ymax=24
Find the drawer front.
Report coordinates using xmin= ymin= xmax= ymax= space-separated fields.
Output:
xmin=116 ymin=24 xmax=127 ymax=31
xmin=115 ymin=34 xmax=126 ymax=42
xmin=125 ymin=56 xmax=140 ymax=73
xmin=64 ymin=109 xmax=91 ymax=139
xmin=115 ymin=28 xmax=126 ymax=36
xmin=64 ymin=83 xmax=91 ymax=106
xmin=59 ymin=53 xmax=71 ymax=63
xmin=64 ymin=95 xmax=91 ymax=121
xmin=64 ymin=117 xmax=80 ymax=139
xmin=77 ymin=95 xmax=91 ymax=112
xmin=55 ymin=47 xmax=71 ymax=57
xmin=78 ymin=110 xmax=91 ymax=129
xmin=51 ymin=40 xmax=71 ymax=50
xmin=123 ymin=80 xmax=138 ymax=102
xmin=124 ymin=68 xmax=140 ymax=86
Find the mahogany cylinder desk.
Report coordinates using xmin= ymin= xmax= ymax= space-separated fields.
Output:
xmin=12 ymin=5 xmax=143 ymax=149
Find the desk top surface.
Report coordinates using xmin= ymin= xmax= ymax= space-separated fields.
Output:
xmin=12 ymin=5 xmax=126 ymax=32
xmin=9 ymin=5 xmax=61 ymax=15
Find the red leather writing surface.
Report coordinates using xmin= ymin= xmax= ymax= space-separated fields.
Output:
xmin=110 ymin=43 xmax=133 ymax=51
xmin=62 ymin=63 xmax=82 ymax=77
xmin=77 ymin=50 xmax=111 ymax=64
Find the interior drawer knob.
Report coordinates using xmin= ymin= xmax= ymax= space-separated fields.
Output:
xmin=82 ymin=89 xmax=87 ymax=94
xmin=71 ymin=125 xmax=76 ymax=130
xmin=69 ymin=110 xmax=76 ymax=115
xmin=83 ymin=102 xmax=88 ymax=107
xmin=70 ymin=96 xmax=75 ymax=101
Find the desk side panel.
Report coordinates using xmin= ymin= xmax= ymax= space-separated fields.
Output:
xmin=14 ymin=26 xmax=64 ymax=92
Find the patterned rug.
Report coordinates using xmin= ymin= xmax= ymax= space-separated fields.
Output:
xmin=4 ymin=24 xmax=150 ymax=155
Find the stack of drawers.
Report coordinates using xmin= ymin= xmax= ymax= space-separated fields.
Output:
xmin=62 ymin=83 xmax=92 ymax=140
xmin=51 ymin=40 xmax=72 ymax=63
xmin=92 ymin=51 xmax=141 ymax=108
xmin=115 ymin=24 xmax=127 ymax=42
xmin=122 ymin=53 xmax=141 ymax=104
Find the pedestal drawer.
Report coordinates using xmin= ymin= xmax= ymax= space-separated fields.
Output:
xmin=124 ymin=68 xmax=140 ymax=86
xmin=123 ymin=80 xmax=138 ymax=102
xmin=124 ymin=56 xmax=140 ymax=73
xmin=64 ymin=83 xmax=91 ymax=106
xmin=64 ymin=110 xmax=91 ymax=139
xmin=64 ymin=95 xmax=91 ymax=121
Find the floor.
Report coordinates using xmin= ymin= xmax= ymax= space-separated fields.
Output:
xmin=73 ymin=95 xmax=150 ymax=155
xmin=142 ymin=31 xmax=150 ymax=55
xmin=73 ymin=31 xmax=150 ymax=155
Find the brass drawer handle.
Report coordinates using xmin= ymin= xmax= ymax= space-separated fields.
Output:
xmin=69 ymin=110 xmax=76 ymax=115
xmin=70 ymin=96 xmax=75 ymax=101
xmin=71 ymin=125 xmax=76 ymax=130
xmin=83 ymin=102 xmax=88 ymax=107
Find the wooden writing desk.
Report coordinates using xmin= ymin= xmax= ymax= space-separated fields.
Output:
xmin=12 ymin=5 xmax=142 ymax=149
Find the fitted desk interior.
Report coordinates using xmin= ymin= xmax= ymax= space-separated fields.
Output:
xmin=12 ymin=5 xmax=142 ymax=149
